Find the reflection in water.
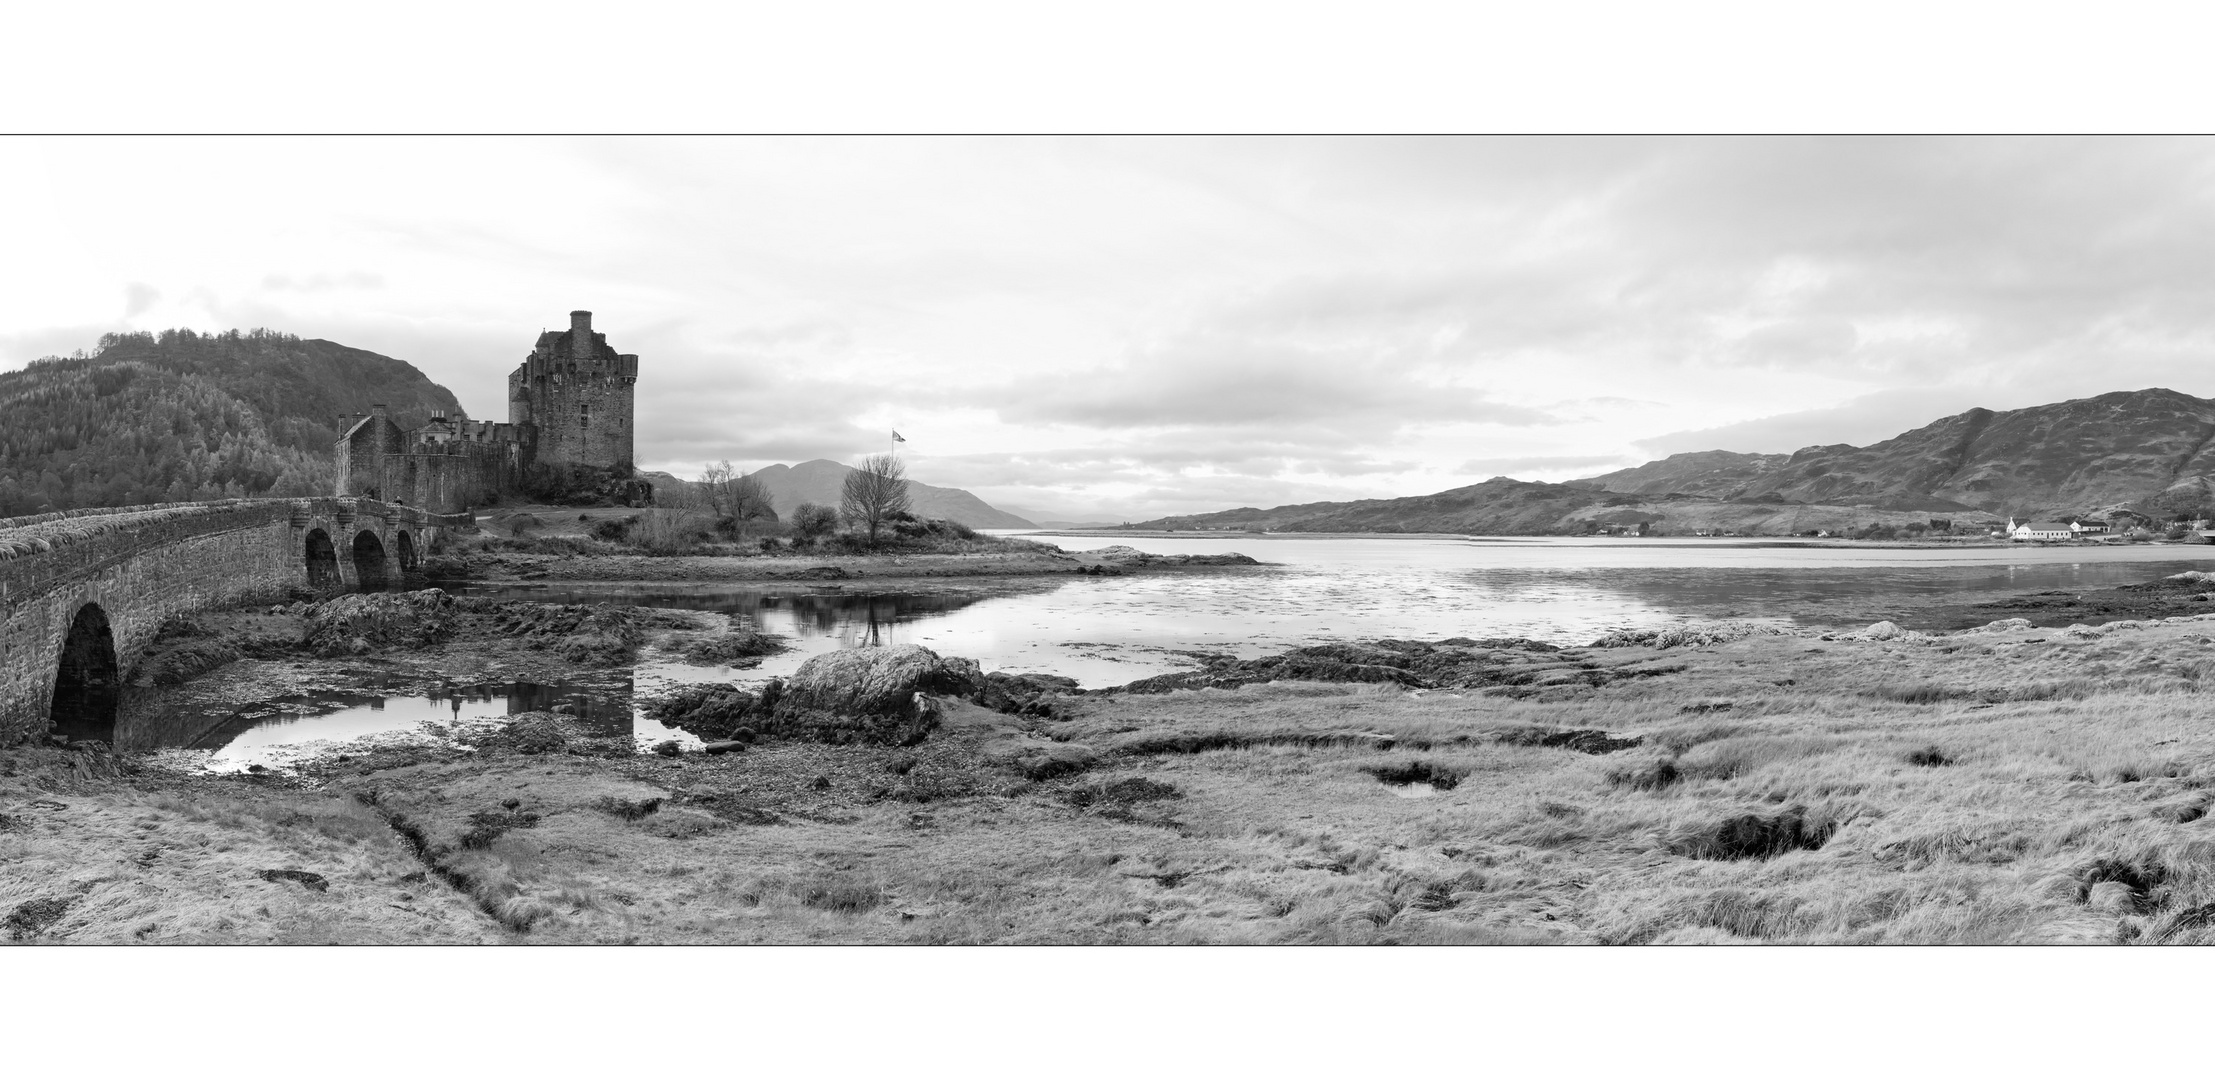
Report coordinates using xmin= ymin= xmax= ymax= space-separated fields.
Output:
xmin=130 ymin=680 xmax=699 ymax=770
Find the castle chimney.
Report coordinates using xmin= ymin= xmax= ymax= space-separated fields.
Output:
xmin=372 ymin=404 xmax=388 ymax=421
xmin=570 ymin=311 xmax=592 ymax=332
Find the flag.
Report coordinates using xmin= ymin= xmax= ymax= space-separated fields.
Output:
xmin=892 ymin=430 xmax=907 ymax=443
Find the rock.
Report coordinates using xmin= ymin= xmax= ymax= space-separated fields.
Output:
xmin=645 ymin=685 xmax=765 ymax=741
xmin=299 ymin=589 xmax=459 ymax=657
xmin=678 ymin=630 xmax=786 ymax=666
xmin=257 ymin=869 xmax=330 ymax=892
xmin=1863 ymin=621 xmax=1905 ymax=640
xmin=701 ymin=740 xmax=748 ymax=755
xmin=772 ymin=644 xmax=981 ymax=745
xmin=971 ymin=671 xmax=1082 ymax=717
xmin=652 ymin=739 xmax=682 ymax=757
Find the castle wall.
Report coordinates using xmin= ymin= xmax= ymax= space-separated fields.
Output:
xmin=339 ymin=309 xmax=639 ymax=510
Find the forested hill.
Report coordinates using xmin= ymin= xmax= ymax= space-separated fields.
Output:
xmin=0 ymin=328 xmax=464 ymax=517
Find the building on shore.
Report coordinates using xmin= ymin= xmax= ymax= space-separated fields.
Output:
xmin=2007 ymin=518 xmax=2075 ymax=541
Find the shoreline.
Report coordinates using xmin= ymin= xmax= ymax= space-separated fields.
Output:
xmin=11 ymin=563 xmax=2215 ymax=943
xmin=1033 ymin=527 xmax=2214 ymax=552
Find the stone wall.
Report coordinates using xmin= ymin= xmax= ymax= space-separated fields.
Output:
xmin=0 ymin=498 xmax=464 ymax=745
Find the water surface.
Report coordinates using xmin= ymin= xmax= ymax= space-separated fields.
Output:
xmin=463 ymin=535 xmax=2215 ymax=690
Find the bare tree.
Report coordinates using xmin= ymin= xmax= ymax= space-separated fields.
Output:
xmin=731 ymin=473 xmax=775 ymax=523
xmin=698 ymin=460 xmax=738 ymax=516
xmin=840 ymin=453 xmax=912 ymax=545
xmin=697 ymin=460 xmax=777 ymax=535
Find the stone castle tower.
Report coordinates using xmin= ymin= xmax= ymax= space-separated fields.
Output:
xmin=509 ymin=310 xmax=638 ymax=471
xmin=334 ymin=310 xmax=645 ymax=513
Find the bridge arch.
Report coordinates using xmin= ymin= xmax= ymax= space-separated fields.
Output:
xmin=49 ymin=603 xmax=119 ymax=745
xmin=396 ymin=530 xmax=418 ymax=572
xmin=352 ymin=530 xmax=390 ymax=590
xmin=305 ymin=528 xmax=341 ymax=590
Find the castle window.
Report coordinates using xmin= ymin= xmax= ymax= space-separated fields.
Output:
xmin=580 ymin=404 xmax=590 ymax=428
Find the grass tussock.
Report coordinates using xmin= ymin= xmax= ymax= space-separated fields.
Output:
xmin=798 ymin=877 xmax=886 ymax=914
xmin=1662 ymin=803 xmax=1854 ymax=861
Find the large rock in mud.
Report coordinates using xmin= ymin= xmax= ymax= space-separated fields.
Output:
xmin=301 ymin=590 xmax=460 ymax=657
xmin=772 ymin=644 xmax=981 ymax=745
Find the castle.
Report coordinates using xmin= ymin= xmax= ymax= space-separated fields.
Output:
xmin=333 ymin=310 xmax=647 ymax=513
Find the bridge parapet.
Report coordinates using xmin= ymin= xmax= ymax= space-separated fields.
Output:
xmin=0 ymin=496 xmax=472 ymax=745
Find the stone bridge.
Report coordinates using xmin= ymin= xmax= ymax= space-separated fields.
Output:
xmin=0 ymin=497 xmax=472 ymax=747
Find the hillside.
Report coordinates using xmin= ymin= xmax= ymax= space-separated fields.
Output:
xmin=646 ymin=460 xmax=1036 ymax=529
xmin=1121 ymin=477 xmax=1983 ymax=536
xmin=1579 ymin=388 xmax=2215 ymax=519
xmin=1572 ymin=450 xmax=1788 ymax=497
xmin=1126 ymin=386 xmax=2215 ymax=537
xmin=0 ymin=328 xmax=464 ymax=517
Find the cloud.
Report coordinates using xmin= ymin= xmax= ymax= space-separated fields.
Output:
xmin=123 ymin=282 xmax=160 ymax=317
xmin=0 ymin=324 xmax=117 ymax=368
xmin=1457 ymin=454 xmax=1630 ymax=477
xmin=17 ymin=137 xmax=2215 ymax=519
xmin=261 ymin=271 xmax=386 ymax=293
xmin=1633 ymin=387 xmax=2003 ymax=456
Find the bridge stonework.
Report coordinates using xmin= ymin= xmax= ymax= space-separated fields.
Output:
xmin=0 ymin=498 xmax=467 ymax=746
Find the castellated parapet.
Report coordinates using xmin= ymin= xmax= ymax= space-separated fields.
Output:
xmin=333 ymin=310 xmax=643 ymax=513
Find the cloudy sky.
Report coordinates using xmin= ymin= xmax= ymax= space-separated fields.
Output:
xmin=9 ymin=136 xmax=2215 ymax=521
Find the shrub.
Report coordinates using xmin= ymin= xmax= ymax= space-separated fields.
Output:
xmin=790 ymin=503 xmax=840 ymax=542
xmin=588 ymin=515 xmax=639 ymax=541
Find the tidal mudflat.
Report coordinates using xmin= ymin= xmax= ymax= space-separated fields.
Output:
xmin=10 ymin=538 xmax=2215 ymax=944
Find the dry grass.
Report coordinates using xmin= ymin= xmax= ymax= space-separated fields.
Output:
xmin=0 ymin=753 xmax=496 ymax=943
xmin=26 ymin=614 xmax=2215 ymax=943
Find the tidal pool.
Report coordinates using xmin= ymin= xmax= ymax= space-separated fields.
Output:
xmin=138 ymin=681 xmax=699 ymax=772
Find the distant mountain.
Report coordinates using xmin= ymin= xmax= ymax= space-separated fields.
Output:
xmin=1127 ymin=386 xmax=2215 ymax=536
xmin=648 ymin=460 xmax=1036 ymax=529
xmin=1577 ymin=388 xmax=2215 ymax=519
xmin=0 ymin=328 xmax=464 ymax=517
xmin=1571 ymin=450 xmax=1789 ymax=498
xmin=1000 ymin=506 xmax=1128 ymax=530
xmin=1122 ymin=477 xmax=1993 ymax=537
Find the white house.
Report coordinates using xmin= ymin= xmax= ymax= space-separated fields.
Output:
xmin=2070 ymin=520 xmax=2109 ymax=535
xmin=2008 ymin=517 xmax=2074 ymax=541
